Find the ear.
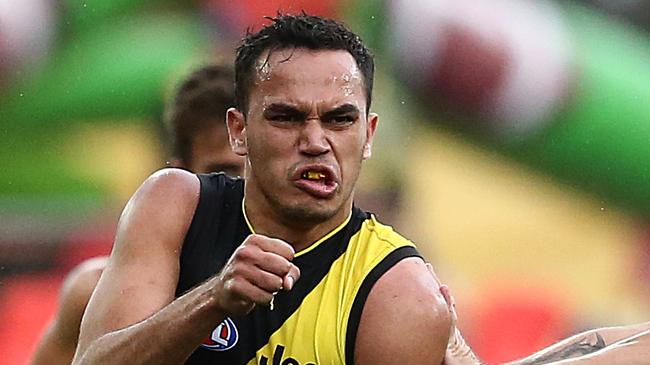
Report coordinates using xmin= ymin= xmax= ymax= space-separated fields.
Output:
xmin=362 ymin=112 xmax=379 ymax=160
xmin=227 ymin=107 xmax=248 ymax=156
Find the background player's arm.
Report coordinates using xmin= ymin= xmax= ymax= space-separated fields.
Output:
xmin=498 ymin=322 xmax=650 ymax=365
xmin=30 ymin=258 xmax=107 ymax=365
xmin=526 ymin=328 xmax=650 ymax=365
xmin=355 ymin=257 xmax=452 ymax=365
xmin=437 ymin=270 xmax=650 ymax=365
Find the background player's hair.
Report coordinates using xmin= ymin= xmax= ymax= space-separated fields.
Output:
xmin=234 ymin=13 xmax=375 ymax=114
xmin=165 ymin=63 xmax=235 ymax=165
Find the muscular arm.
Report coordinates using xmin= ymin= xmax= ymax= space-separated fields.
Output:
xmin=355 ymin=257 xmax=452 ymax=365
xmin=72 ymin=169 xmax=300 ymax=365
xmin=30 ymin=258 xmax=107 ymax=365
xmin=72 ymin=169 xmax=212 ymax=365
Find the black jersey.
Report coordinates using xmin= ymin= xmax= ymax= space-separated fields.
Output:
xmin=177 ymin=173 xmax=421 ymax=365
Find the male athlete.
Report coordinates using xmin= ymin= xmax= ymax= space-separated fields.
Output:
xmin=30 ymin=63 xmax=244 ymax=365
xmin=71 ymin=14 xmax=452 ymax=365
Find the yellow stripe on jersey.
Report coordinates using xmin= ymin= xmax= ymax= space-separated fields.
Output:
xmin=246 ymin=215 xmax=417 ymax=365
xmin=241 ymin=197 xmax=353 ymax=258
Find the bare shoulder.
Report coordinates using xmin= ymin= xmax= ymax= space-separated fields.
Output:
xmin=139 ymin=167 xmax=198 ymax=194
xmin=75 ymin=168 xmax=200 ymax=353
xmin=99 ymin=167 xmax=201 ymax=285
xmin=126 ymin=168 xmax=199 ymax=214
xmin=355 ymin=257 xmax=451 ymax=365
xmin=114 ymin=168 xmax=200 ymax=250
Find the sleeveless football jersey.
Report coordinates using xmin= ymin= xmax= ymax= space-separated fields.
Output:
xmin=177 ymin=173 xmax=422 ymax=365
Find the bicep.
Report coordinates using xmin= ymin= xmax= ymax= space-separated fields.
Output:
xmin=76 ymin=170 xmax=199 ymax=353
xmin=354 ymin=257 xmax=451 ymax=365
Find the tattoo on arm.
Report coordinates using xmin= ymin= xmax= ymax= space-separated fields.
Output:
xmin=516 ymin=332 xmax=606 ymax=365
xmin=610 ymin=328 xmax=650 ymax=347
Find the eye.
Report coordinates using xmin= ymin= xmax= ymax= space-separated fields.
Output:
xmin=268 ymin=114 xmax=301 ymax=122
xmin=328 ymin=115 xmax=356 ymax=124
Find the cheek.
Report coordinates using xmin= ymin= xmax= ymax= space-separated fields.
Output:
xmin=337 ymin=126 xmax=366 ymax=153
xmin=250 ymin=124 xmax=296 ymax=152
xmin=248 ymin=128 xmax=296 ymax=172
xmin=332 ymin=133 xmax=365 ymax=171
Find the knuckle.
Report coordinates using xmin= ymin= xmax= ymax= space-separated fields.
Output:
xmin=225 ymin=276 xmax=240 ymax=290
xmin=229 ymin=263 xmax=244 ymax=278
xmin=286 ymin=242 xmax=296 ymax=257
xmin=285 ymin=246 xmax=295 ymax=260
xmin=235 ymin=245 xmax=256 ymax=261
xmin=228 ymin=277 xmax=248 ymax=295
xmin=222 ymin=277 xmax=237 ymax=293
xmin=218 ymin=264 xmax=236 ymax=282
xmin=246 ymin=234 xmax=263 ymax=246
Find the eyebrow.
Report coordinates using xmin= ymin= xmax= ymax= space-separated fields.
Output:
xmin=263 ymin=103 xmax=308 ymax=117
xmin=263 ymin=102 xmax=360 ymax=119
xmin=321 ymin=104 xmax=360 ymax=120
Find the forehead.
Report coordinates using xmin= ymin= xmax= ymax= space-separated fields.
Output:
xmin=249 ymin=48 xmax=365 ymax=109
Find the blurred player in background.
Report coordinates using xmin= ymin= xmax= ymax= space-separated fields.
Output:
xmin=165 ymin=63 xmax=245 ymax=177
xmin=29 ymin=62 xmax=244 ymax=365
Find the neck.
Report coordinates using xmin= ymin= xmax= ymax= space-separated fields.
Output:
xmin=243 ymin=181 xmax=352 ymax=253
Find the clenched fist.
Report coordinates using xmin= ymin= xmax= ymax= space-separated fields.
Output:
xmin=212 ymin=234 xmax=301 ymax=316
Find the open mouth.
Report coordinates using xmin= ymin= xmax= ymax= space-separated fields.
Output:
xmin=294 ymin=167 xmax=339 ymax=199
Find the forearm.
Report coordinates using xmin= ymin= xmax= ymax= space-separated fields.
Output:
xmin=507 ymin=323 xmax=650 ymax=365
xmin=73 ymin=277 xmax=225 ymax=365
xmin=30 ymin=323 xmax=76 ymax=365
xmin=543 ymin=329 xmax=650 ymax=365
xmin=505 ymin=330 xmax=606 ymax=365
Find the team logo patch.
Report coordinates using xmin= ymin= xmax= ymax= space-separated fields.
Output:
xmin=201 ymin=317 xmax=239 ymax=351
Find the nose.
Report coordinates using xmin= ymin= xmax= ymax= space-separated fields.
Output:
xmin=299 ymin=119 xmax=330 ymax=156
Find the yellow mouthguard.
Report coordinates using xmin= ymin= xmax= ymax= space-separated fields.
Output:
xmin=306 ymin=171 xmax=326 ymax=180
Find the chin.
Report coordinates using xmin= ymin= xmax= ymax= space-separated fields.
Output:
xmin=281 ymin=201 xmax=339 ymax=224
xmin=259 ymin=181 xmax=349 ymax=225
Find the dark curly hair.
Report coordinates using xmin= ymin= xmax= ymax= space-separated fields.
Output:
xmin=165 ymin=63 xmax=234 ymax=165
xmin=234 ymin=13 xmax=374 ymax=115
